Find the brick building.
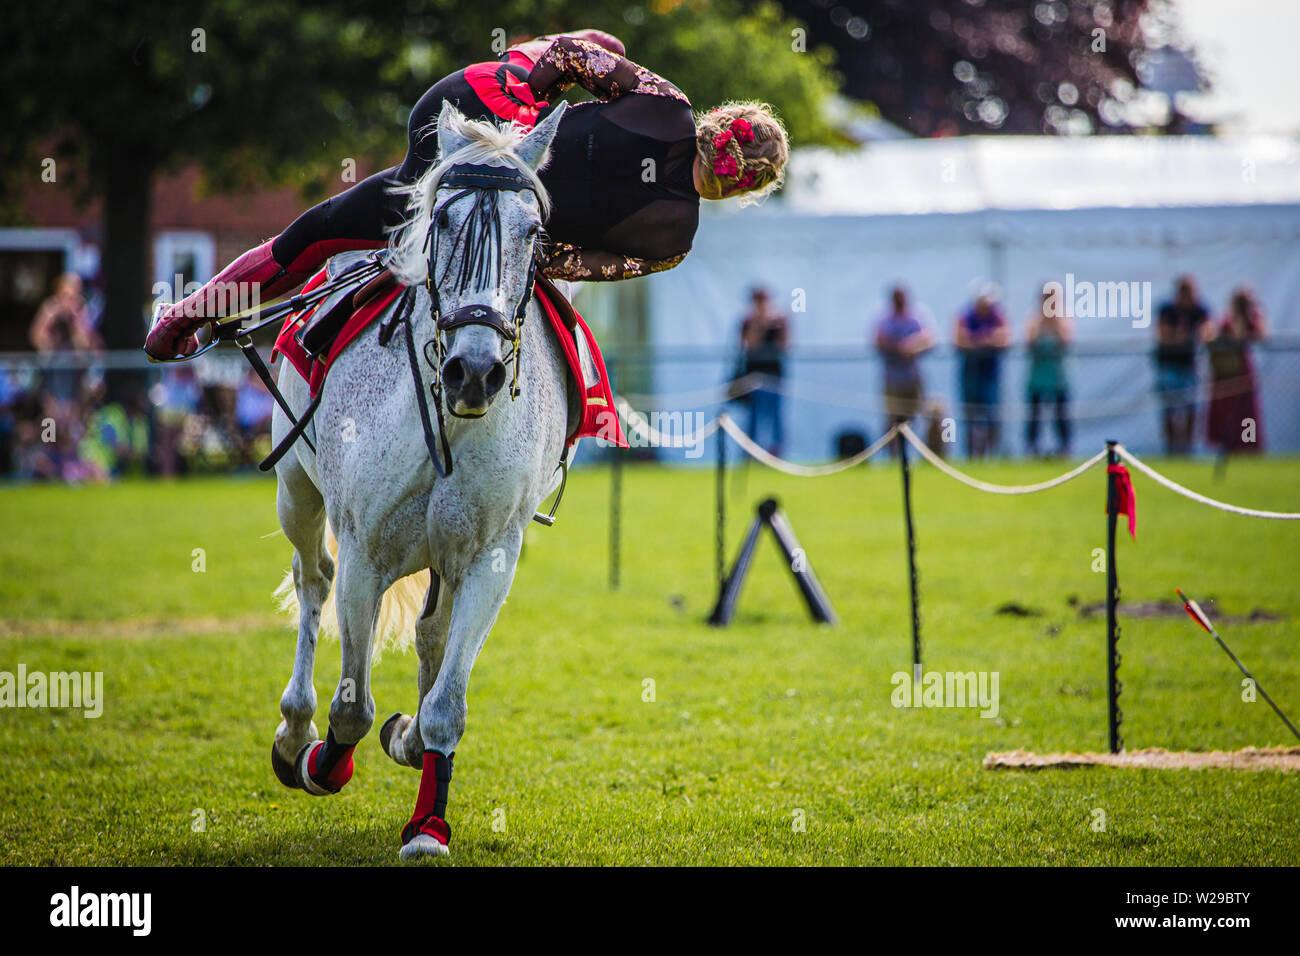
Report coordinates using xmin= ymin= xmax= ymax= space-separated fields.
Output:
xmin=2 ymin=163 xmax=370 ymax=352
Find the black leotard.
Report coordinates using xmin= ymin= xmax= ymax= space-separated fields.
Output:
xmin=271 ymin=37 xmax=699 ymax=283
xmin=527 ymin=37 xmax=700 ymax=280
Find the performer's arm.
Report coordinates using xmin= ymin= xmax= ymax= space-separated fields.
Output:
xmin=538 ymin=241 xmax=687 ymax=282
xmin=528 ymin=36 xmax=689 ymax=105
xmin=506 ymin=29 xmax=625 ymax=70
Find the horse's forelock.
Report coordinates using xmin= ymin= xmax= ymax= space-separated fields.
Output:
xmin=388 ymin=114 xmax=550 ymax=287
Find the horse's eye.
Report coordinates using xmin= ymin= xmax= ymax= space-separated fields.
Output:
xmin=436 ymin=209 xmax=450 ymax=229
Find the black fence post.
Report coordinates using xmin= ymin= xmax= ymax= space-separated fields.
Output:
xmin=608 ymin=358 xmax=622 ymax=591
xmin=1105 ymin=440 xmax=1123 ymax=754
xmin=716 ymin=421 xmax=726 ymax=593
xmin=897 ymin=430 xmax=922 ymax=675
xmin=609 ymin=447 xmax=622 ymax=590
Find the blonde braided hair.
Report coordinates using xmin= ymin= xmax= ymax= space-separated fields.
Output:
xmin=694 ymin=101 xmax=789 ymax=205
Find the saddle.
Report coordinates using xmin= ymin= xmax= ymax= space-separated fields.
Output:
xmin=295 ymin=251 xmax=396 ymax=357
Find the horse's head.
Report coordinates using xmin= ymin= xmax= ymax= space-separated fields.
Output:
xmin=391 ymin=101 xmax=566 ymax=418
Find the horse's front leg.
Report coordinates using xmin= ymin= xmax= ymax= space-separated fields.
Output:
xmin=400 ymin=529 xmax=522 ymax=860
xmin=296 ymin=533 xmax=383 ymax=796
xmin=272 ymin=464 xmax=333 ymax=789
xmin=380 ymin=574 xmax=451 ymax=769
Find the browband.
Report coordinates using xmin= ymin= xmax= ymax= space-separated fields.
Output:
xmin=438 ymin=163 xmax=536 ymax=193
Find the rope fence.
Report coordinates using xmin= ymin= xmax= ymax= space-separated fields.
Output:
xmin=613 ymin=365 xmax=1300 ymax=426
xmin=616 ymin=398 xmax=720 ymax=449
xmin=608 ymin=393 xmax=1299 ymax=755
xmin=718 ymin=415 xmax=899 ymax=478
xmin=896 ymin=423 xmax=1108 ymax=494
xmin=1115 ymin=444 xmax=1300 ymax=520
xmin=613 ymin=394 xmax=1300 ymax=513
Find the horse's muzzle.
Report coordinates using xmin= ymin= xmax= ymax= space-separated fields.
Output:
xmin=443 ymin=354 xmax=508 ymax=417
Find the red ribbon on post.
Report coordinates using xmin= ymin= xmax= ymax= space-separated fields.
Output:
xmin=1106 ymin=463 xmax=1137 ymax=540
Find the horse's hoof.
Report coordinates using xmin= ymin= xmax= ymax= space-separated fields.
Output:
xmin=379 ymin=712 xmax=403 ymax=757
xmin=379 ymin=713 xmax=414 ymax=766
xmin=399 ymin=834 xmax=450 ymax=861
xmin=271 ymin=742 xmax=303 ymax=790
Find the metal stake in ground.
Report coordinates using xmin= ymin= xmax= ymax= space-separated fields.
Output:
xmin=1176 ymin=588 xmax=1300 ymax=743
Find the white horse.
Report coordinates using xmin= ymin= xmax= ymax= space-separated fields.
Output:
xmin=269 ymin=101 xmax=578 ymax=859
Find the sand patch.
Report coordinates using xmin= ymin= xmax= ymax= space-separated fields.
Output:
xmin=985 ymin=746 xmax=1300 ymax=772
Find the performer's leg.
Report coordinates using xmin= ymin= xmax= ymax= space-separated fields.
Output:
xmin=144 ymin=166 xmax=404 ymax=360
xmin=146 ymin=70 xmax=492 ymax=359
xmin=271 ymin=169 xmax=401 ymax=275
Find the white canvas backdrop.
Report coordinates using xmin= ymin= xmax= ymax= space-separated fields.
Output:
xmin=637 ymin=200 xmax=1300 ymax=462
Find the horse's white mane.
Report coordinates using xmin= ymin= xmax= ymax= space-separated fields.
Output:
xmin=387 ymin=110 xmax=552 ymax=287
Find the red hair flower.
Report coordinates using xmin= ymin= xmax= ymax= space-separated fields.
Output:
xmin=730 ymin=118 xmax=754 ymax=143
xmin=712 ymin=130 xmax=733 ymax=151
xmin=724 ymin=171 xmax=757 ymax=195
xmin=712 ymin=153 xmax=739 ymax=178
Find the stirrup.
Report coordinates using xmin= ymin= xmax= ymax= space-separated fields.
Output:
xmin=532 ymin=456 xmax=568 ymax=526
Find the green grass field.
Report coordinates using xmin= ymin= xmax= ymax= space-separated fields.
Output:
xmin=1 ymin=454 xmax=1297 ymax=866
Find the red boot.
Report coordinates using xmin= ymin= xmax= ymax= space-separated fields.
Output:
xmin=144 ymin=240 xmax=307 ymax=359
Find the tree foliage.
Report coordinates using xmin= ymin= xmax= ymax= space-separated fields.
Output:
xmin=773 ymin=0 xmax=1199 ymax=136
xmin=0 ymin=0 xmax=843 ymax=348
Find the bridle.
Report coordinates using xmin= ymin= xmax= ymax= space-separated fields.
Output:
xmin=398 ymin=161 xmax=541 ymax=479
xmin=425 ymin=162 xmax=540 ymax=401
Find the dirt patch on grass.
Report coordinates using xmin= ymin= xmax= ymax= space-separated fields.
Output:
xmin=0 ymin=614 xmax=284 ymax=640
xmin=985 ymin=747 xmax=1300 ymax=772
xmin=1069 ymin=597 xmax=1282 ymax=623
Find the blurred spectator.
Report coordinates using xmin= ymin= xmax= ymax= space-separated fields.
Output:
xmin=79 ymin=378 xmax=150 ymax=478
xmin=1154 ymin=275 xmax=1209 ymax=455
xmin=15 ymin=400 xmax=103 ymax=483
xmin=874 ymin=285 xmax=935 ymax=443
xmin=0 ymin=367 xmax=26 ymax=475
xmin=1206 ymin=287 xmax=1267 ymax=460
xmin=29 ymin=272 xmax=102 ymax=422
xmin=235 ymin=368 xmax=275 ymax=466
xmin=152 ymin=366 xmax=201 ymax=477
xmin=737 ymin=287 xmax=789 ymax=456
xmin=1024 ymin=288 xmax=1074 ymax=457
xmin=954 ymin=284 xmax=1010 ymax=458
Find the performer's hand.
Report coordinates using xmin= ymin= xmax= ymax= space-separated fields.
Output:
xmin=570 ymin=29 xmax=625 ymax=57
xmin=508 ymin=28 xmax=626 ymax=67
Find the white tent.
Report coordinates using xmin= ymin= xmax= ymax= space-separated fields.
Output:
xmin=615 ymin=135 xmax=1300 ymax=460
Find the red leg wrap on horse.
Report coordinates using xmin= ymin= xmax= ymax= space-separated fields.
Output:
xmin=402 ymin=749 xmax=454 ymax=845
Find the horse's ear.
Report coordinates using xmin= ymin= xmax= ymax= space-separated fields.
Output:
xmin=516 ymin=103 xmax=567 ymax=171
xmin=436 ymin=101 xmax=471 ymax=160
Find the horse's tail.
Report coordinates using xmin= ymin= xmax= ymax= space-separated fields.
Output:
xmin=273 ymin=522 xmax=430 ymax=660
